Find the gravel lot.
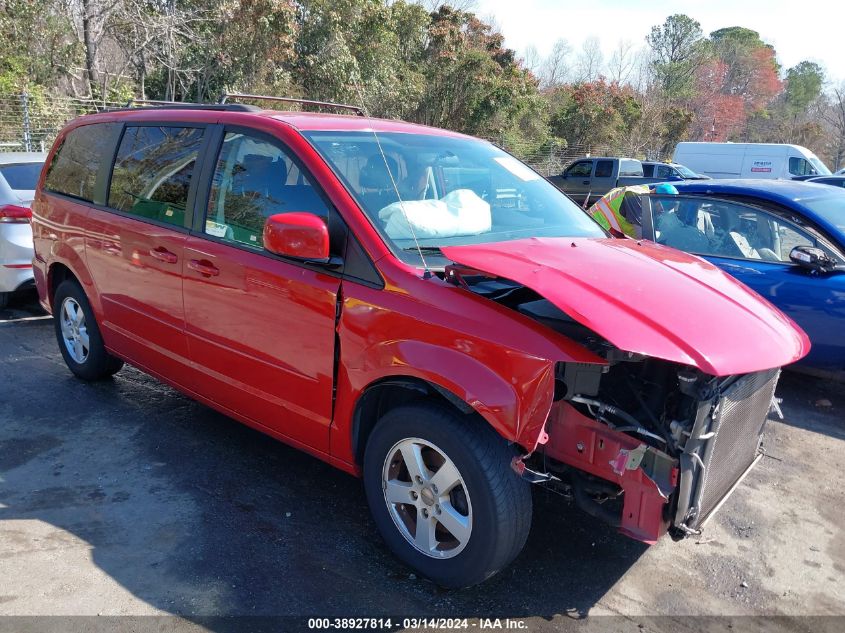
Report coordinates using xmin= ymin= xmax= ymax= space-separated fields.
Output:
xmin=1 ymin=290 xmax=843 ymax=631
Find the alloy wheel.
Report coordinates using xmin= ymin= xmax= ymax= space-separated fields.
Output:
xmin=60 ymin=297 xmax=89 ymax=364
xmin=381 ymin=437 xmax=473 ymax=559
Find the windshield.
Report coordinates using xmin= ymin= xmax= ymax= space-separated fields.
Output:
xmin=675 ymin=164 xmax=699 ymax=178
xmin=0 ymin=162 xmax=43 ymax=190
xmin=801 ymin=191 xmax=845 ymax=233
xmin=304 ymin=131 xmax=605 ymax=264
xmin=809 ymin=156 xmax=831 ymax=176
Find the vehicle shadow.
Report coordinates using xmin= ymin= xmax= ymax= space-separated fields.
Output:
xmin=775 ymin=371 xmax=845 ymax=441
xmin=0 ymin=334 xmax=647 ymax=624
xmin=0 ymin=288 xmax=47 ymax=323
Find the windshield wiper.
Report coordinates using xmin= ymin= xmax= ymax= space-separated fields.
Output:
xmin=402 ymin=246 xmax=443 ymax=255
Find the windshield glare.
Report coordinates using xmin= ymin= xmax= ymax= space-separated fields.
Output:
xmin=676 ymin=164 xmax=699 ymax=178
xmin=801 ymin=192 xmax=845 ymax=233
xmin=304 ymin=131 xmax=605 ymax=263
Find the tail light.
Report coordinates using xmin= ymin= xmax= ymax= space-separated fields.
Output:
xmin=0 ymin=204 xmax=32 ymax=223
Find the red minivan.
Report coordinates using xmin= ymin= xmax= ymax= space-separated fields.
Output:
xmin=32 ymin=100 xmax=809 ymax=587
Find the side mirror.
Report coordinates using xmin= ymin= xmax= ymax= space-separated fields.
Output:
xmin=263 ymin=212 xmax=330 ymax=262
xmin=790 ymin=245 xmax=837 ymax=274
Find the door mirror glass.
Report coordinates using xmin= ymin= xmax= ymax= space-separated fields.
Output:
xmin=790 ymin=245 xmax=837 ymax=273
xmin=264 ymin=212 xmax=330 ymax=261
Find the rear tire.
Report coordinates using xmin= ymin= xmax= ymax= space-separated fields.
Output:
xmin=53 ymin=279 xmax=123 ymax=381
xmin=363 ymin=401 xmax=532 ymax=588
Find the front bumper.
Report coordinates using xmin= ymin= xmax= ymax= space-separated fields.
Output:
xmin=542 ymin=401 xmax=677 ymax=543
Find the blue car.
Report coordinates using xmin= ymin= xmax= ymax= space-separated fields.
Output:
xmin=640 ymin=180 xmax=845 ymax=372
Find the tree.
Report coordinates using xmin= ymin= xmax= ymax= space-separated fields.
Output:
xmin=547 ymin=79 xmax=641 ymax=151
xmin=539 ymin=38 xmax=571 ymax=88
xmin=645 ymin=14 xmax=708 ymax=99
xmin=574 ymin=36 xmax=603 ymax=83
xmin=608 ymin=39 xmax=635 ymax=85
xmin=785 ymin=61 xmax=824 ymax=114
xmin=0 ymin=0 xmax=79 ymax=92
xmin=822 ymin=84 xmax=845 ymax=171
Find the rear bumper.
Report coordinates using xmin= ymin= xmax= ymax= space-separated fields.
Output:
xmin=0 ymin=225 xmax=35 ymax=293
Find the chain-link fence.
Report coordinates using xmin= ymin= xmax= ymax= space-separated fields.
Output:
xmin=0 ymin=93 xmax=125 ymax=153
xmin=485 ymin=138 xmax=670 ymax=178
xmin=0 ymin=93 xmax=669 ymax=174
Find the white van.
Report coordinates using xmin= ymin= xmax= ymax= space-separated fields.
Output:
xmin=672 ymin=142 xmax=831 ymax=180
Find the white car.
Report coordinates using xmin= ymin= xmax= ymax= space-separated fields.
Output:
xmin=0 ymin=152 xmax=47 ymax=308
xmin=836 ymin=167 xmax=845 ymax=175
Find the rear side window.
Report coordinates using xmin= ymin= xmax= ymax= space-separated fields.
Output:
xmin=108 ymin=126 xmax=204 ymax=227
xmin=44 ymin=123 xmax=119 ymax=202
xmin=594 ymin=160 xmax=613 ymax=178
xmin=619 ymin=160 xmax=643 ymax=177
xmin=0 ymin=163 xmax=43 ymax=190
xmin=642 ymin=164 xmax=654 ymax=177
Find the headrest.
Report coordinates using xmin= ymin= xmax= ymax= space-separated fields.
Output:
xmin=239 ymin=154 xmax=287 ymax=181
xmin=359 ymin=155 xmax=399 ymax=190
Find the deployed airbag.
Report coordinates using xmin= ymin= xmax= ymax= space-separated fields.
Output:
xmin=379 ymin=189 xmax=491 ymax=239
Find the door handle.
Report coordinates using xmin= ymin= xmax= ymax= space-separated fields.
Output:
xmin=188 ymin=259 xmax=220 ymax=277
xmin=149 ymin=247 xmax=178 ymax=264
xmin=582 ymin=180 xmax=590 ymax=185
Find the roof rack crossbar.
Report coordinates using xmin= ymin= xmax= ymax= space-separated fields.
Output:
xmin=219 ymin=92 xmax=366 ymax=117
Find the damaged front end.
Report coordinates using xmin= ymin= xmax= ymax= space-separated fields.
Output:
xmin=443 ymin=257 xmax=785 ymax=543
xmin=529 ymin=360 xmax=779 ymax=543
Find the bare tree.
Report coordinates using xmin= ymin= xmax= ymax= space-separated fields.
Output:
xmin=575 ymin=36 xmax=604 ymax=83
xmin=414 ymin=0 xmax=479 ymax=11
xmin=522 ymin=44 xmax=542 ymax=76
xmin=540 ymin=38 xmax=571 ymax=88
xmin=608 ymin=39 xmax=635 ymax=85
xmin=821 ymin=83 xmax=845 ymax=171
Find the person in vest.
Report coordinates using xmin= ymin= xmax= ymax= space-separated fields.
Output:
xmin=589 ymin=182 xmax=678 ymax=239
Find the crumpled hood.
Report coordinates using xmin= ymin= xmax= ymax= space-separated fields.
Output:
xmin=441 ymin=237 xmax=810 ymax=376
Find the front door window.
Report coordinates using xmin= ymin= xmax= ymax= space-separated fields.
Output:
xmin=649 ymin=196 xmax=817 ymax=263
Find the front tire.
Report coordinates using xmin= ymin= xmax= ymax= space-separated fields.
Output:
xmin=363 ymin=401 xmax=532 ymax=588
xmin=53 ymin=279 xmax=123 ymax=381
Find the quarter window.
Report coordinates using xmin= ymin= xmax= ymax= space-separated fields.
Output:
xmin=205 ymin=132 xmax=330 ymax=249
xmin=44 ymin=123 xmax=120 ymax=202
xmin=108 ymin=126 xmax=204 ymax=227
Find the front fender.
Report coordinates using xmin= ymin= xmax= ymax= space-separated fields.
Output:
xmin=330 ymin=280 xmax=586 ymax=465
xmin=350 ymin=339 xmax=555 ymax=443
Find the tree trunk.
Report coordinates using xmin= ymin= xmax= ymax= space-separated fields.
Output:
xmin=82 ymin=0 xmax=97 ymax=98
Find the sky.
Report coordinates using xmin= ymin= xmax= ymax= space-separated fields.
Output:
xmin=475 ymin=0 xmax=843 ymax=85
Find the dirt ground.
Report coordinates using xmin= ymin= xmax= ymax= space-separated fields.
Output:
xmin=1 ymin=290 xmax=843 ymax=632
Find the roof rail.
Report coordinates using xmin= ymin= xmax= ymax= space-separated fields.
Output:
xmin=114 ymin=98 xmax=260 ymax=113
xmin=219 ymin=92 xmax=367 ymax=117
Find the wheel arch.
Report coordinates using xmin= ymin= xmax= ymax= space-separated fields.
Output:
xmin=350 ymin=376 xmax=477 ymax=467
